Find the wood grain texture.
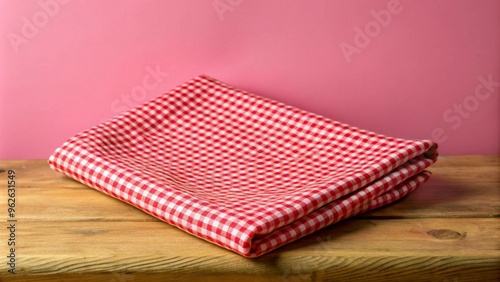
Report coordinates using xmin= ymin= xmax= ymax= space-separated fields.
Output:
xmin=0 ymin=156 xmax=498 ymax=281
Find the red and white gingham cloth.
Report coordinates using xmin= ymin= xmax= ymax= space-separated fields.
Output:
xmin=49 ymin=75 xmax=438 ymax=257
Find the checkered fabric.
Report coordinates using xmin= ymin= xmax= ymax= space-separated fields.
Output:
xmin=49 ymin=75 xmax=438 ymax=257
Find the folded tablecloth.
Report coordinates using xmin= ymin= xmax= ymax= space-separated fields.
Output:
xmin=49 ymin=75 xmax=438 ymax=257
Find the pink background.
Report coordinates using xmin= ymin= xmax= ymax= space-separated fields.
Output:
xmin=1 ymin=0 xmax=499 ymax=159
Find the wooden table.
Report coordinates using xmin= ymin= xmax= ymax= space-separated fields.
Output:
xmin=0 ymin=156 xmax=498 ymax=281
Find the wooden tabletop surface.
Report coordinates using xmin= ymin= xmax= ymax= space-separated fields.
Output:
xmin=0 ymin=156 xmax=498 ymax=281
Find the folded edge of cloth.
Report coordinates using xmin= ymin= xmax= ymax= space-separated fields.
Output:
xmin=48 ymin=75 xmax=438 ymax=257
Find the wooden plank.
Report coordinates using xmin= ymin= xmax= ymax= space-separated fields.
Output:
xmin=0 ymin=157 xmax=498 ymax=281
xmin=0 ymin=157 xmax=497 ymax=222
xmin=362 ymin=156 xmax=499 ymax=219
xmin=0 ymin=160 xmax=83 ymax=189
xmin=430 ymin=155 xmax=499 ymax=167
xmin=0 ymin=179 xmax=496 ymax=223
xmin=9 ymin=187 xmax=155 ymax=222
xmin=1 ymin=156 xmax=498 ymax=188
xmin=425 ymin=156 xmax=499 ymax=183
xmin=361 ymin=179 xmax=499 ymax=219
xmin=1 ymin=273 xmax=282 ymax=282
xmin=0 ymin=218 xmax=498 ymax=281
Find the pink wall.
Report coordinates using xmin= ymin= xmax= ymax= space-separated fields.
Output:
xmin=1 ymin=0 xmax=499 ymax=159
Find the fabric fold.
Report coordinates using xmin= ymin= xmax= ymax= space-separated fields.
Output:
xmin=49 ymin=75 xmax=438 ymax=257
